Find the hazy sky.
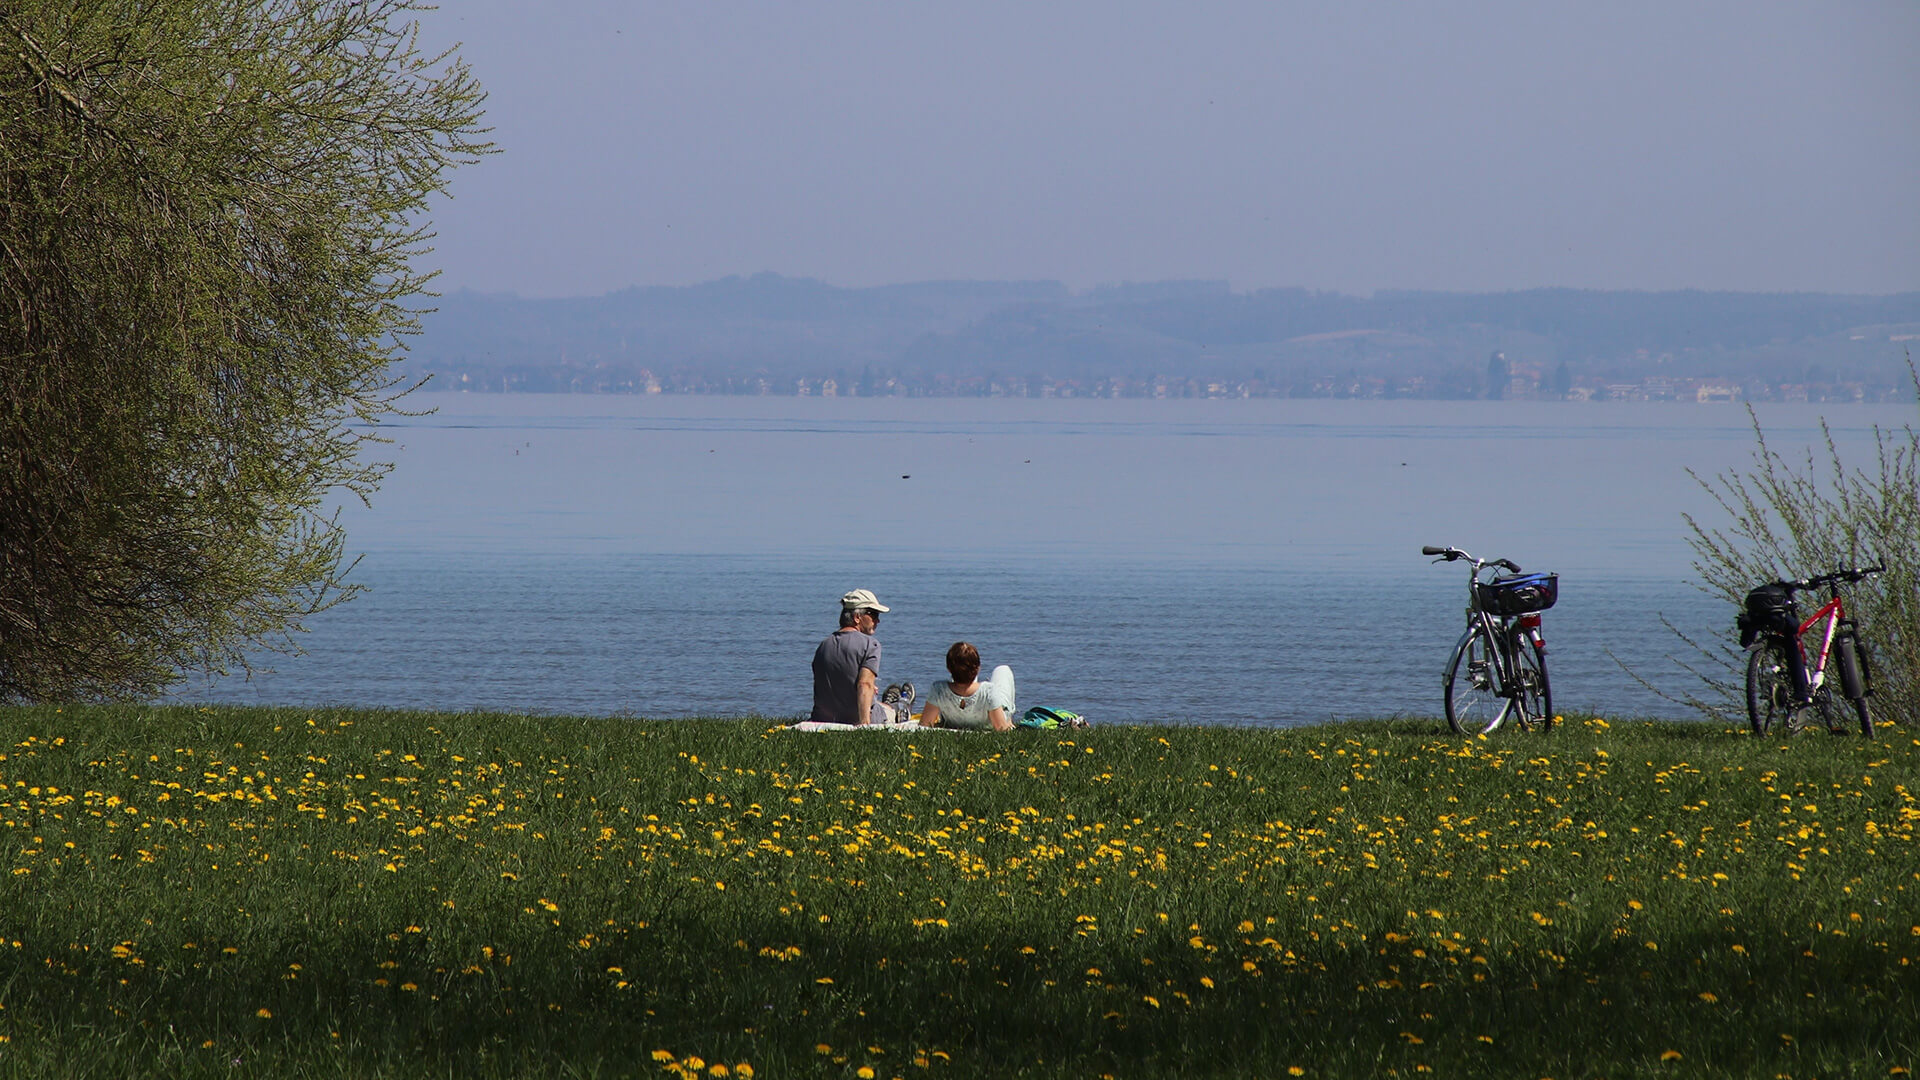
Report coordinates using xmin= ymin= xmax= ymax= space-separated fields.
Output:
xmin=416 ymin=1 xmax=1920 ymax=298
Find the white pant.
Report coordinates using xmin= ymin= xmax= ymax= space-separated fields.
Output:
xmin=987 ymin=665 xmax=1017 ymax=719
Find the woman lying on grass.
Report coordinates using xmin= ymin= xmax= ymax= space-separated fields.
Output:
xmin=919 ymin=641 xmax=1016 ymax=732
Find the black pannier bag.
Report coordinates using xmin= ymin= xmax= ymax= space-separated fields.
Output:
xmin=1738 ymin=583 xmax=1798 ymax=647
xmin=1476 ymin=572 xmax=1558 ymax=616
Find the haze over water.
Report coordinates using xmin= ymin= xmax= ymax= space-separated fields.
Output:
xmin=187 ymin=394 xmax=1914 ymax=726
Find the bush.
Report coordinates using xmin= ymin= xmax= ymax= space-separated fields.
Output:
xmin=1679 ymin=355 xmax=1919 ymax=726
xmin=0 ymin=0 xmax=489 ymax=702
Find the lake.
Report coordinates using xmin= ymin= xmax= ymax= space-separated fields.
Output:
xmin=182 ymin=394 xmax=1915 ymax=725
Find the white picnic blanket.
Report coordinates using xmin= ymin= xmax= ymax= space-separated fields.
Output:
xmin=787 ymin=718 xmax=967 ymax=733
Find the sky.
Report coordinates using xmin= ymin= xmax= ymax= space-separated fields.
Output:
xmin=414 ymin=1 xmax=1920 ymax=299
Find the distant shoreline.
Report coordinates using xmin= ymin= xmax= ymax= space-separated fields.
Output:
xmin=403 ymin=380 xmax=1913 ymax=405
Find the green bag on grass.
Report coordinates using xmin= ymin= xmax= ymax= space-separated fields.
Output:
xmin=1017 ymin=707 xmax=1090 ymax=730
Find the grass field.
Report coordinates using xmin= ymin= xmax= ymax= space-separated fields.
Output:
xmin=0 ymin=706 xmax=1915 ymax=1079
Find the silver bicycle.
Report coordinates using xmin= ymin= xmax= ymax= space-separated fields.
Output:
xmin=1423 ymin=545 xmax=1558 ymax=734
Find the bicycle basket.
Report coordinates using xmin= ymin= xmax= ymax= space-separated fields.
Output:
xmin=1741 ymin=583 xmax=1798 ymax=641
xmin=1476 ymin=572 xmax=1558 ymax=616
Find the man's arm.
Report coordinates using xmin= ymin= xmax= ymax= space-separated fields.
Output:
xmin=918 ymin=703 xmax=942 ymax=728
xmin=856 ymin=667 xmax=877 ymax=726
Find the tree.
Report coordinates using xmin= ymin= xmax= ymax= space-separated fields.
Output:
xmin=1551 ymin=359 xmax=1573 ymax=399
xmin=0 ymin=0 xmax=488 ymax=701
xmin=1672 ymin=356 xmax=1919 ymax=726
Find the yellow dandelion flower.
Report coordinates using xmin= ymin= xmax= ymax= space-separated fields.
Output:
xmin=856 ymin=1068 xmax=875 ymax=1080
xmin=1236 ymin=920 xmax=1255 ymax=933
xmin=815 ymin=977 xmax=834 ymax=984
xmin=1698 ymin=992 xmax=1718 ymax=1003
xmin=1199 ymin=976 xmax=1215 ymax=989
xmin=1289 ymin=1069 xmax=1305 ymax=1077
xmin=709 ymin=1065 xmax=730 ymax=1077
xmin=653 ymin=1050 xmax=677 ymax=1062
xmin=736 ymin=1066 xmax=754 ymax=1079
xmin=255 ymin=1008 xmax=272 ymax=1019
xmin=401 ymin=982 xmax=418 ymax=992
xmin=815 ymin=1044 xmax=832 ymax=1056
xmin=202 ymin=1040 xmax=215 ymax=1049
xmin=1661 ymin=1050 xmax=1682 ymax=1061
xmin=1142 ymin=995 xmax=1160 ymax=1008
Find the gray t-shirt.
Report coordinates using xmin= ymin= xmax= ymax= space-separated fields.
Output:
xmin=810 ymin=628 xmax=884 ymax=724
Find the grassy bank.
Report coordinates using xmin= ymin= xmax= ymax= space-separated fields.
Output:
xmin=0 ymin=706 xmax=1915 ymax=1078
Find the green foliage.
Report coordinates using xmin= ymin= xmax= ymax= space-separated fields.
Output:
xmin=1679 ymin=357 xmax=1920 ymax=727
xmin=1 ymin=706 xmax=1916 ymax=1078
xmin=0 ymin=0 xmax=488 ymax=701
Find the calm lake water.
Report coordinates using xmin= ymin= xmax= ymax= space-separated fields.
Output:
xmin=183 ymin=394 xmax=1915 ymax=725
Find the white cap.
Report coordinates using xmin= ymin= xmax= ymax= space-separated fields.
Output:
xmin=840 ymin=588 xmax=889 ymax=613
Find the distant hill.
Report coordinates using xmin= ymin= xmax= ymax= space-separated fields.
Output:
xmin=401 ymin=274 xmax=1920 ymax=399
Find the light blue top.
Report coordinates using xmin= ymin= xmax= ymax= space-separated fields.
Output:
xmin=925 ymin=679 xmax=1008 ymax=731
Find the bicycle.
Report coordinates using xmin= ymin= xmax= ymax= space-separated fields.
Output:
xmin=1422 ymin=545 xmax=1558 ymax=734
xmin=1739 ymin=565 xmax=1883 ymax=737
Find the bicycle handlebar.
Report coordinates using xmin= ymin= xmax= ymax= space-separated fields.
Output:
xmin=1788 ymin=565 xmax=1886 ymax=591
xmin=1421 ymin=545 xmax=1522 ymax=573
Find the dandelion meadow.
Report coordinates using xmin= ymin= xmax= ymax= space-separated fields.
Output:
xmin=1 ymin=706 xmax=1916 ymax=1078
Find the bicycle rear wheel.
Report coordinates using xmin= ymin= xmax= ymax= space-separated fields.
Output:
xmin=1512 ymin=641 xmax=1553 ymax=731
xmin=1746 ymin=640 xmax=1796 ymax=736
xmin=1445 ymin=627 xmax=1506 ymax=735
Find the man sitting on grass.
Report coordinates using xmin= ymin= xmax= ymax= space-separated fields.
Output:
xmin=809 ymin=589 xmax=913 ymax=725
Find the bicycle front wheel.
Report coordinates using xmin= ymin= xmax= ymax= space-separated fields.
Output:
xmin=1746 ymin=640 xmax=1796 ymax=736
xmin=1513 ymin=641 xmax=1553 ymax=732
xmin=1835 ymin=633 xmax=1874 ymax=737
xmin=1445 ymin=627 xmax=1506 ymax=735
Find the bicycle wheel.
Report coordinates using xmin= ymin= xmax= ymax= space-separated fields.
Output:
xmin=1445 ymin=626 xmax=1506 ymax=735
xmin=1512 ymin=641 xmax=1553 ymax=732
xmin=1788 ymin=686 xmax=1844 ymax=736
xmin=1746 ymin=640 xmax=1797 ymax=736
xmin=1834 ymin=633 xmax=1874 ymax=737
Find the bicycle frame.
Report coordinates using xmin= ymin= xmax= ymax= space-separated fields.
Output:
xmin=1455 ymin=570 xmax=1543 ymax=727
xmin=1788 ymin=593 xmax=1846 ymax=699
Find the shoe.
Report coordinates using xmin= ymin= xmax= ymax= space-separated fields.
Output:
xmin=880 ymin=685 xmax=902 ymax=719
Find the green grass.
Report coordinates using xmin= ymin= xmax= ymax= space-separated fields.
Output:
xmin=0 ymin=706 xmax=1916 ymax=1078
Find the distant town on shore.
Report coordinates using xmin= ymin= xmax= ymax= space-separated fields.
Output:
xmin=404 ymin=275 xmax=1920 ymax=402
